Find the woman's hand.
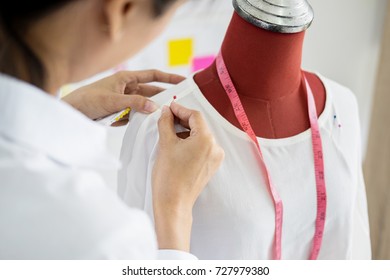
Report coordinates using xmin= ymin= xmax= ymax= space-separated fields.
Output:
xmin=152 ymin=103 xmax=225 ymax=252
xmin=62 ymin=70 xmax=185 ymax=123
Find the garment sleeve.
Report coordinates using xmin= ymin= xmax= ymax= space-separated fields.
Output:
xmin=118 ymin=110 xmax=159 ymax=211
xmin=350 ymin=166 xmax=371 ymax=259
xmin=118 ymin=110 xmax=198 ymax=260
xmin=158 ymin=250 xmax=198 ymax=260
xmin=350 ymin=109 xmax=371 ymax=259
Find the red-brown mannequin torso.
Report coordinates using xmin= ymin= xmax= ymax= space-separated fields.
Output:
xmin=194 ymin=12 xmax=326 ymax=139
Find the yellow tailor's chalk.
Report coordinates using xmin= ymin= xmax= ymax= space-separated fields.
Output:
xmin=114 ymin=108 xmax=131 ymax=122
xmin=97 ymin=108 xmax=131 ymax=126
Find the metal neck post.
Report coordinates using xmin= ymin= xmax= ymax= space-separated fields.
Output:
xmin=233 ymin=0 xmax=314 ymax=33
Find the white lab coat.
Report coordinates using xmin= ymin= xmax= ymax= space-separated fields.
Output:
xmin=0 ymin=74 xmax=195 ymax=260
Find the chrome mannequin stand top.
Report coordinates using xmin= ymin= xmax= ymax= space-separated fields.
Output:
xmin=233 ymin=0 xmax=314 ymax=33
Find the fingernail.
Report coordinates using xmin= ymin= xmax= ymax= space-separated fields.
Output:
xmin=144 ymin=100 xmax=158 ymax=112
xmin=161 ymin=106 xmax=169 ymax=114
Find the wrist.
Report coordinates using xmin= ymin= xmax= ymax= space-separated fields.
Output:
xmin=154 ymin=206 xmax=193 ymax=252
xmin=62 ymin=91 xmax=83 ymax=111
xmin=62 ymin=89 xmax=97 ymax=119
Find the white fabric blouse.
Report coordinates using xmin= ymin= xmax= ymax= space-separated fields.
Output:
xmin=118 ymin=74 xmax=371 ymax=260
xmin=0 ymin=74 xmax=195 ymax=260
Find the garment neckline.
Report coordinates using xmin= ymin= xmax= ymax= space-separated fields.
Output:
xmin=186 ymin=72 xmax=332 ymax=147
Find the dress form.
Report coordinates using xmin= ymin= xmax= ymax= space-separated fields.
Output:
xmin=194 ymin=0 xmax=326 ymax=138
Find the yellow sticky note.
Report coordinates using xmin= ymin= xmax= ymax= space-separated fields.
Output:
xmin=168 ymin=38 xmax=193 ymax=66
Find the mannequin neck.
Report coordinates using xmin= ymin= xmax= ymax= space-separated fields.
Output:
xmin=221 ymin=12 xmax=305 ymax=100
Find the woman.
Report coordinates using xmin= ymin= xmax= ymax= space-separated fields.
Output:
xmin=0 ymin=0 xmax=224 ymax=259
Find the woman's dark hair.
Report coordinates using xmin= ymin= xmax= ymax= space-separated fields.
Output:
xmin=153 ymin=0 xmax=177 ymax=16
xmin=0 ymin=0 xmax=177 ymax=89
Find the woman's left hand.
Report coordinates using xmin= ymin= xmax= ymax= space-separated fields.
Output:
xmin=62 ymin=70 xmax=185 ymax=123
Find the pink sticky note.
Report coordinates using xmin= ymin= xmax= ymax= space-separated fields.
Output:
xmin=192 ymin=55 xmax=215 ymax=72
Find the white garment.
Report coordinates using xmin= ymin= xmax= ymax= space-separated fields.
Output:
xmin=118 ymin=74 xmax=371 ymax=260
xmin=0 ymin=74 xmax=195 ymax=260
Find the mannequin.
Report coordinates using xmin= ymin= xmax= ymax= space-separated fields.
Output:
xmin=194 ymin=1 xmax=326 ymax=139
xmin=119 ymin=0 xmax=372 ymax=259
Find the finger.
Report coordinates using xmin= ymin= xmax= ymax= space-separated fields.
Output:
xmin=126 ymin=84 xmax=165 ymax=97
xmin=169 ymin=102 xmax=208 ymax=136
xmin=118 ymin=70 xmax=185 ymax=85
xmin=158 ymin=106 xmax=177 ymax=145
xmin=112 ymin=94 xmax=159 ymax=114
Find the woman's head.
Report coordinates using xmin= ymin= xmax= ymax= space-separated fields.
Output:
xmin=0 ymin=0 xmax=182 ymax=91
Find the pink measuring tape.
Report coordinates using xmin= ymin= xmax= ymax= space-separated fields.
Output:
xmin=216 ymin=51 xmax=327 ymax=260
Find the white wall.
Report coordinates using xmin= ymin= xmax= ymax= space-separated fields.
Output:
xmin=303 ymin=0 xmax=388 ymax=154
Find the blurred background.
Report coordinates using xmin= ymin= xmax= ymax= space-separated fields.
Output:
xmin=62 ymin=0 xmax=390 ymax=259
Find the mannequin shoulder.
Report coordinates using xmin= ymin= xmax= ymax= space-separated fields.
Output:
xmin=317 ymin=74 xmax=359 ymax=115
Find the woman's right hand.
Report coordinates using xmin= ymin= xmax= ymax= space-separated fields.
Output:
xmin=152 ymin=102 xmax=224 ymax=252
